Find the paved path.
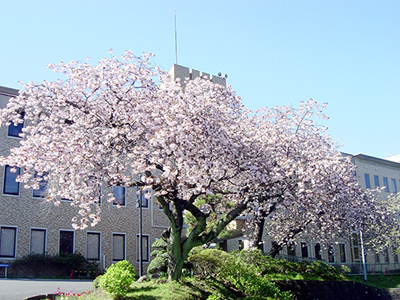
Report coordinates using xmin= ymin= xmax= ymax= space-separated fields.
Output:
xmin=0 ymin=278 xmax=93 ymax=300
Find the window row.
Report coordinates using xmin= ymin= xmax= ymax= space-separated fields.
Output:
xmin=0 ymin=226 xmax=150 ymax=262
xmin=277 ymin=242 xmax=347 ymax=263
xmin=2 ymin=167 xmax=151 ymax=208
xmin=263 ymin=236 xmax=399 ymax=265
xmin=364 ymin=173 xmax=398 ymax=193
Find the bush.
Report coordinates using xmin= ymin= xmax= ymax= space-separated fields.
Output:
xmin=218 ymin=251 xmax=292 ymax=300
xmin=189 ymin=249 xmax=292 ymax=300
xmin=235 ymin=250 xmax=348 ymax=281
xmin=147 ymin=255 xmax=168 ymax=275
xmin=147 ymin=238 xmax=168 ymax=275
xmin=9 ymin=253 xmax=100 ymax=279
xmin=98 ymin=260 xmax=136 ymax=300
xmin=301 ymin=260 xmax=349 ymax=281
xmin=188 ymin=249 xmax=230 ymax=278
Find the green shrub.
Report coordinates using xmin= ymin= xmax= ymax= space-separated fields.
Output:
xmin=147 ymin=238 xmax=168 ymax=275
xmin=218 ymin=251 xmax=292 ymax=300
xmin=189 ymin=249 xmax=292 ymax=300
xmin=188 ymin=249 xmax=229 ymax=278
xmin=98 ymin=260 xmax=136 ymax=300
xmin=302 ymin=260 xmax=348 ymax=281
xmin=147 ymin=255 xmax=168 ymax=275
xmin=10 ymin=253 xmax=100 ymax=279
xmin=235 ymin=250 xmax=348 ymax=281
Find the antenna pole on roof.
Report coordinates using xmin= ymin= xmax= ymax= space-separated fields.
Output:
xmin=174 ymin=10 xmax=178 ymax=65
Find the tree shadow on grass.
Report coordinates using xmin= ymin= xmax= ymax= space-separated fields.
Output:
xmin=127 ymin=295 xmax=159 ymax=300
xmin=181 ymin=277 xmax=244 ymax=300
xmin=125 ymin=285 xmax=159 ymax=300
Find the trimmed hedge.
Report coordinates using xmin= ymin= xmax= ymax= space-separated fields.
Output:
xmin=9 ymin=253 xmax=101 ymax=279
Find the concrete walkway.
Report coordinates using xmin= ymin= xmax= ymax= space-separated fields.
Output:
xmin=0 ymin=278 xmax=93 ymax=300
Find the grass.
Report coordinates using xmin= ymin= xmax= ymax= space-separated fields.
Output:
xmin=52 ymin=277 xmax=244 ymax=300
xmin=348 ymin=274 xmax=400 ymax=289
xmin=51 ymin=275 xmax=400 ymax=300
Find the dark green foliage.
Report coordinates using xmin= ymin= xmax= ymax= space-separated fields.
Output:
xmin=232 ymin=250 xmax=348 ymax=281
xmin=9 ymin=253 xmax=101 ymax=279
xmin=187 ymin=249 xmax=230 ymax=278
xmin=148 ymin=255 xmax=168 ymax=275
xmin=188 ymin=249 xmax=351 ymax=300
xmin=189 ymin=249 xmax=292 ymax=300
xmin=147 ymin=238 xmax=168 ymax=275
xmin=297 ymin=260 xmax=349 ymax=281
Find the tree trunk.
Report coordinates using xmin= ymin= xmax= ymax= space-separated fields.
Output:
xmin=166 ymin=221 xmax=193 ymax=281
xmin=269 ymin=242 xmax=282 ymax=258
xmin=251 ymin=214 xmax=266 ymax=251
xmin=158 ymin=195 xmax=248 ymax=281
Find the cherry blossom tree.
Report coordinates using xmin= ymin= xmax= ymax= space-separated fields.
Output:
xmin=364 ymin=193 xmax=400 ymax=254
xmin=247 ymin=102 xmax=387 ymax=256
xmin=0 ymin=51 xmax=269 ymax=281
xmin=0 ymin=50 xmax=385 ymax=281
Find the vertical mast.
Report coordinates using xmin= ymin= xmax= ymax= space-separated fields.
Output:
xmin=174 ymin=10 xmax=178 ymax=65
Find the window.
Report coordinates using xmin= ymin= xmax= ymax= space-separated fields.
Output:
xmin=112 ymin=233 xmax=125 ymax=261
xmin=394 ymin=247 xmax=398 ymax=263
xmin=301 ymin=242 xmax=309 ymax=258
xmin=364 ymin=173 xmax=371 ymax=189
xmin=30 ymin=229 xmax=46 ymax=255
xmin=287 ymin=243 xmax=296 ymax=257
xmin=8 ymin=112 xmax=24 ymax=138
xmin=0 ymin=226 xmax=17 ymax=258
xmin=3 ymin=165 xmax=21 ymax=195
xmin=328 ymin=244 xmax=335 ymax=263
xmin=113 ymin=186 xmax=126 ymax=206
xmin=59 ymin=230 xmax=74 ymax=254
xmin=384 ymin=248 xmax=390 ymax=263
xmin=136 ymin=235 xmax=150 ymax=262
xmin=391 ymin=179 xmax=397 ymax=193
xmin=374 ymin=175 xmax=380 ymax=188
xmin=383 ymin=177 xmax=389 ymax=192
xmin=352 ymin=233 xmax=360 ymax=262
xmin=136 ymin=187 xmax=149 ymax=208
xmin=32 ymin=173 xmax=47 ymax=198
xmin=375 ymin=253 xmax=380 ymax=263
xmin=339 ymin=244 xmax=346 ymax=263
xmin=87 ymin=232 xmax=100 ymax=261
xmin=315 ymin=243 xmax=322 ymax=260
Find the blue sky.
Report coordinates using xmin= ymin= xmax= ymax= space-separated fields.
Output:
xmin=1 ymin=0 xmax=399 ymax=158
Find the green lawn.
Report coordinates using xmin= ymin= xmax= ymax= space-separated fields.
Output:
xmin=51 ymin=275 xmax=400 ymax=300
xmin=348 ymin=274 xmax=400 ymax=289
xmin=52 ymin=277 xmax=275 ymax=300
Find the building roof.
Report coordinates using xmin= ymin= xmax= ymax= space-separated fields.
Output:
xmin=0 ymin=85 xmax=18 ymax=96
xmin=352 ymin=153 xmax=400 ymax=169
